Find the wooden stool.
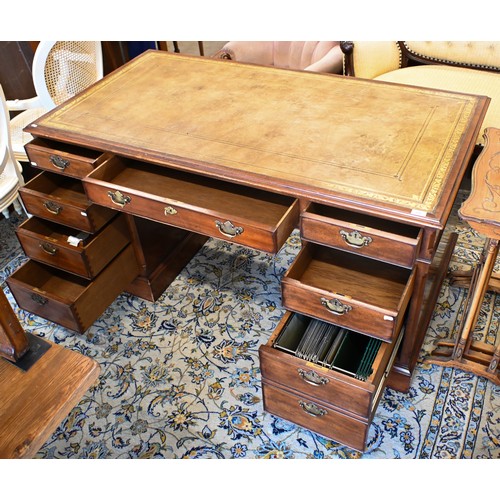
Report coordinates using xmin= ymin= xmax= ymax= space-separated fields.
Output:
xmin=428 ymin=127 xmax=500 ymax=385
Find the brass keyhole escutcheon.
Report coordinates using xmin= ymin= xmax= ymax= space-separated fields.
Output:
xmin=164 ymin=206 xmax=178 ymax=216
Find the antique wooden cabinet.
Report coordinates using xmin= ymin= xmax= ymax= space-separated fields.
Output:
xmin=7 ymin=51 xmax=488 ymax=450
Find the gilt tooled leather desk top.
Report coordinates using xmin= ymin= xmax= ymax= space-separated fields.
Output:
xmin=29 ymin=50 xmax=489 ymax=229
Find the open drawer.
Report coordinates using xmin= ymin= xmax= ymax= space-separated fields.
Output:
xmin=259 ymin=311 xmax=404 ymax=451
xmin=83 ymin=156 xmax=299 ymax=254
xmin=301 ymin=203 xmax=422 ymax=268
xmin=16 ymin=214 xmax=130 ymax=279
xmin=281 ymin=242 xmax=414 ymax=342
xmin=7 ymin=245 xmax=139 ymax=334
xmin=20 ymin=171 xmax=116 ymax=233
xmin=25 ymin=138 xmax=110 ymax=179
xmin=260 ymin=311 xmax=403 ymax=419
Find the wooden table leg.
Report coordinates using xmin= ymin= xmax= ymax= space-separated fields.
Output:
xmin=0 ymin=287 xmax=29 ymax=362
xmin=453 ymin=238 xmax=499 ymax=360
xmin=427 ymin=238 xmax=500 ymax=384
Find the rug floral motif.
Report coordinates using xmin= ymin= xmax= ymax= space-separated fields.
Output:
xmin=1 ymin=200 xmax=499 ymax=459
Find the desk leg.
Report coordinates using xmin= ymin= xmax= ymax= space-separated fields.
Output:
xmin=387 ymin=231 xmax=459 ymax=392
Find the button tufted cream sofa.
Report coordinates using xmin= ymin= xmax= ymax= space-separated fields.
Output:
xmin=341 ymin=41 xmax=500 ymax=146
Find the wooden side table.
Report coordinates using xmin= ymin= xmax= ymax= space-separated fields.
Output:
xmin=0 ymin=287 xmax=100 ymax=458
xmin=0 ymin=286 xmax=29 ymax=362
xmin=429 ymin=127 xmax=500 ymax=384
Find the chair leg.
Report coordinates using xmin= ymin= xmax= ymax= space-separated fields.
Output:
xmin=13 ymin=198 xmax=24 ymax=216
xmin=2 ymin=208 xmax=10 ymax=219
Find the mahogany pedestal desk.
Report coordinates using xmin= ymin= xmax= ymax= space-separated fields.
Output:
xmin=429 ymin=127 xmax=500 ymax=384
xmin=10 ymin=51 xmax=489 ymax=450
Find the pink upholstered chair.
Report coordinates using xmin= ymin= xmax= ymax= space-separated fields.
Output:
xmin=213 ymin=41 xmax=343 ymax=74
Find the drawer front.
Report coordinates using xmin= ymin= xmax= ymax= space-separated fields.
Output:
xmin=7 ymin=245 xmax=139 ymax=333
xmin=301 ymin=204 xmax=422 ymax=268
xmin=20 ymin=188 xmax=95 ymax=232
xmin=282 ymin=283 xmax=398 ymax=341
xmin=84 ymin=159 xmax=299 ymax=253
xmin=260 ymin=344 xmax=374 ymax=417
xmin=7 ymin=270 xmax=81 ymax=332
xmin=25 ymin=138 xmax=108 ymax=179
xmin=281 ymin=243 xmax=414 ymax=342
xmin=111 ymin=192 xmax=298 ymax=253
xmin=259 ymin=311 xmax=401 ymax=417
xmin=20 ymin=173 xmax=115 ymax=233
xmin=16 ymin=215 xmax=130 ymax=278
xmin=261 ymin=381 xmax=369 ymax=452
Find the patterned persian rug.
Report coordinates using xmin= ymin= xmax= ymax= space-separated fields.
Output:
xmin=1 ymin=192 xmax=499 ymax=460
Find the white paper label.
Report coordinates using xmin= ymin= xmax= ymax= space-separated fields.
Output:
xmin=411 ymin=209 xmax=427 ymax=216
xmin=67 ymin=236 xmax=82 ymax=247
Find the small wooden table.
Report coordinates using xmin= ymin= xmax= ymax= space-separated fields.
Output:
xmin=0 ymin=332 xmax=100 ymax=459
xmin=429 ymin=127 xmax=500 ymax=384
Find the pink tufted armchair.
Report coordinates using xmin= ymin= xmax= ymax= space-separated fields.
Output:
xmin=213 ymin=41 xmax=343 ymax=74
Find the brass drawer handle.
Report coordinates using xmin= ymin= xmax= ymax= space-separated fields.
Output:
xmin=43 ymin=200 xmax=62 ymax=215
xmin=108 ymin=190 xmax=131 ymax=207
xmin=340 ymin=229 xmax=372 ymax=248
xmin=299 ymin=400 xmax=327 ymax=418
xmin=31 ymin=293 xmax=48 ymax=306
xmin=321 ymin=297 xmax=352 ymax=315
xmin=215 ymin=220 xmax=244 ymax=238
xmin=40 ymin=242 xmax=57 ymax=255
xmin=298 ymin=368 xmax=329 ymax=386
xmin=49 ymin=154 xmax=70 ymax=170
xmin=164 ymin=206 xmax=178 ymax=216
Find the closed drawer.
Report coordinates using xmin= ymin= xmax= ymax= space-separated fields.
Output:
xmin=281 ymin=242 xmax=414 ymax=342
xmin=83 ymin=156 xmax=299 ymax=254
xmin=25 ymin=138 xmax=109 ymax=178
xmin=301 ymin=204 xmax=422 ymax=268
xmin=20 ymin=171 xmax=116 ymax=233
xmin=261 ymin=381 xmax=370 ymax=452
xmin=16 ymin=214 xmax=130 ymax=279
xmin=259 ymin=311 xmax=403 ymax=420
xmin=6 ymin=245 xmax=139 ymax=333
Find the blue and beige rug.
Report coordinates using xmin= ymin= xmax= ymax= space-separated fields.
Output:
xmin=1 ymin=196 xmax=499 ymax=459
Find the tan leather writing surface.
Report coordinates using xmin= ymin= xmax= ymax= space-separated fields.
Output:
xmin=31 ymin=51 xmax=488 ymax=219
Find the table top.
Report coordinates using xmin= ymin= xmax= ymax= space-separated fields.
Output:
xmin=29 ymin=50 xmax=489 ymax=228
xmin=0 ymin=335 xmax=100 ymax=458
xmin=460 ymin=127 xmax=500 ymax=238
